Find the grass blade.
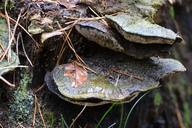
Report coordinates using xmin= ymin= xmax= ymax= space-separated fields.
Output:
xmin=123 ymin=91 xmax=150 ymax=128
xmin=118 ymin=104 xmax=124 ymax=128
xmin=96 ymin=103 xmax=116 ymax=128
xmin=60 ymin=114 xmax=69 ymax=128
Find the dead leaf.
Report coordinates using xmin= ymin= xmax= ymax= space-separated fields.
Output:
xmin=64 ymin=63 xmax=88 ymax=87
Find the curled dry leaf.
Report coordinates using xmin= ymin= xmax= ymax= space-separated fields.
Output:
xmin=63 ymin=63 xmax=88 ymax=87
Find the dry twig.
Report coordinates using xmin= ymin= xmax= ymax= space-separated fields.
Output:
xmin=0 ymin=7 xmax=21 ymax=61
xmin=88 ymin=6 xmax=108 ymax=26
xmin=0 ymin=76 xmax=15 ymax=87
xmin=2 ymin=0 xmax=11 ymax=61
xmin=33 ymin=95 xmax=46 ymax=128
xmin=56 ymin=21 xmax=76 ymax=65
xmin=111 ymin=68 xmax=143 ymax=81
xmin=34 ymin=84 xmax=45 ymax=93
xmin=0 ymin=123 xmax=3 ymax=128
xmin=71 ymin=60 xmax=97 ymax=74
xmin=0 ymin=12 xmax=40 ymax=48
xmin=56 ymin=19 xmax=89 ymax=69
xmin=19 ymin=33 xmax=34 ymax=67
xmin=0 ymin=65 xmax=28 ymax=70
xmin=63 ymin=16 xmax=105 ymax=21
xmin=32 ymin=95 xmax=37 ymax=127
xmin=175 ymin=103 xmax=185 ymax=128
xmin=69 ymin=105 xmax=87 ymax=128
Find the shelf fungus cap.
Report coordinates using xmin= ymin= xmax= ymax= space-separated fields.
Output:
xmin=106 ymin=13 xmax=182 ymax=45
xmin=75 ymin=20 xmax=180 ymax=59
xmin=45 ymin=52 xmax=186 ymax=106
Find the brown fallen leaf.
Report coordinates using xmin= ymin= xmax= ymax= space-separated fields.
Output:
xmin=64 ymin=63 xmax=88 ymax=87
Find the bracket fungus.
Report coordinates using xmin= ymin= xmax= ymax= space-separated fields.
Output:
xmin=24 ymin=0 xmax=186 ymax=105
xmin=28 ymin=0 xmax=182 ymax=58
xmin=45 ymin=50 xmax=186 ymax=106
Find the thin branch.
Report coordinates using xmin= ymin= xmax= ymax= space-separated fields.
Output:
xmin=56 ymin=24 xmax=74 ymax=65
xmin=71 ymin=60 xmax=97 ymax=74
xmin=69 ymin=105 xmax=87 ymax=128
xmin=19 ymin=33 xmax=34 ymax=67
xmin=175 ymin=103 xmax=185 ymax=128
xmin=88 ymin=6 xmax=108 ymax=26
xmin=0 ymin=10 xmax=21 ymax=61
xmin=0 ymin=123 xmax=3 ymax=128
xmin=32 ymin=95 xmax=37 ymax=127
xmin=63 ymin=16 xmax=105 ymax=21
xmin=0 ymin=12 xmax=40 ymax=48
xmin=3 ymin=0 xmax=11 ymax=61
xmin=34 ymin=84 xmax=45 ymax=93
xmin=111 ymin=68 xmax=143 ymax=81
xmin=35 ymin=95 xmax=46 ymax=128
xmin=0 ymin=43 xmax=6 ymax=52
xmin=0 ymin=65 xmax=28 ymax=70
xmin=0 ymin=76 xmax=15 ymax=87
xmin=16 ymin=33 xmax=20 ymax=57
